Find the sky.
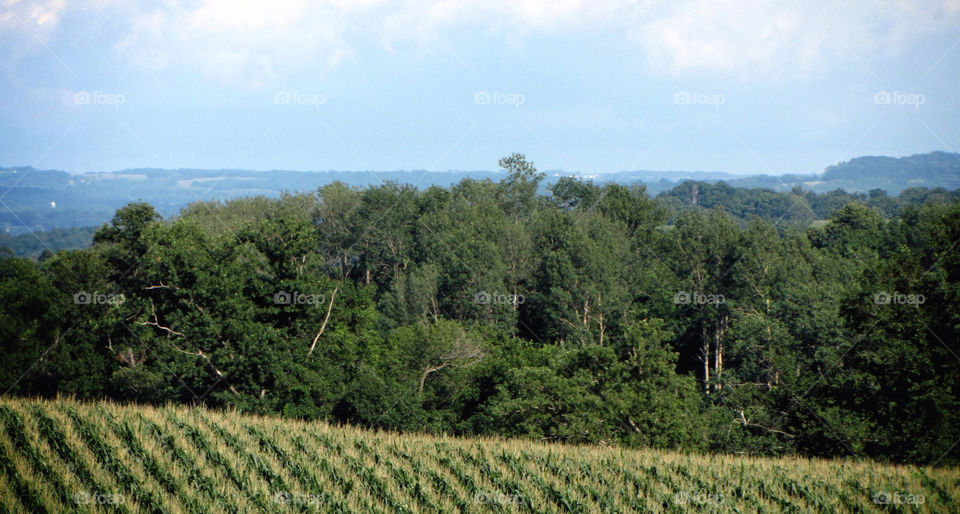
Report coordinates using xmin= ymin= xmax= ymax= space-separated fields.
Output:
xmin=1 ymin=0 xmax=959 ymax=175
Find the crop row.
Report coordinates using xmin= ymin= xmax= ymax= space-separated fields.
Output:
xmin=0 ymin=397 xmax=957 ymax=513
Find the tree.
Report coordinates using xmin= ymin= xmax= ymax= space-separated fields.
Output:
xmin=497 ymin=153 xmax=545 ymax=220
xmin=603 ymin=319 xmax=706 ymax=449
xmin=525 ymin=209 xmax=633 ymax=346
xmin=92 ymin=202 xmax=161 ymax=288
xmin=668 ymin=209 xmax=738 ymax=393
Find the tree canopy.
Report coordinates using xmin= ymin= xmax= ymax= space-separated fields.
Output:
xmin=2 ymin=154 xmax=958 ymax=465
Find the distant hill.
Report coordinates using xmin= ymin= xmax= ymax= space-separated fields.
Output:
xmin=1 ymin=152 xmax=957 ymax=235
xmin=655 ymin=180 xmax=960 ymax=228
xmin=0 ymin=226 xmax=96 ymax=259
xmin=817 ymin=151 xmax=960 ymax=190
xmin=0 ymin=168 xmax=507 ymax=235
xmin=723 ymin=152 xmax=960 ymax=193
xmin=823 ymin=151 xmax=960 ymax=181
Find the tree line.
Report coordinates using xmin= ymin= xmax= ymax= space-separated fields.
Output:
xmin=2 ymin=154 xmax=958 ymax=465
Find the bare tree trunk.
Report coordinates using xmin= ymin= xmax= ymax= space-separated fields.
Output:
xmin=714 ymin=315 xmax=726 ymax=391
xmin=701 ymin=319 xmax=710 ymax=394
xmin=418 ymin=363 xmax=449 ymax=396
xmin=417 ymin=334 xmax=485 ymax=396
xmin=598 ymin=312 xmax=605 ymax=347
xmin=308 ymin=285 xmax=339 ymax=355
xmin=597 ymin=292 xmax=604 ymax=346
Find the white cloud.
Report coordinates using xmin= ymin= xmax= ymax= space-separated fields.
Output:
xmin=641 ymin=1 xmax=811 ymax=76
xmin=4 ymin=0 xmax=959 ymax=84
xmin=636 ymin=0 xmax=960 ymax=79
xmin=114 ymin=0 xmax=371 ymax=86
xmin=1 ymin=0 xmax=67 ymax=54
xmin=1 ymin=0 xmax=66 ymax=28
xmin=113 ymin=0 xmax=629 ymax=84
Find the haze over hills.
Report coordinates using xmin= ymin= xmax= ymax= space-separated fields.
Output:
xmin=1 ymin=151 xmax=958 ymax=237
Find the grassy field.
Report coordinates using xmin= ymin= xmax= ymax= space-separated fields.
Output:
xmin=0 ymin=397 xmax=956 ymax=513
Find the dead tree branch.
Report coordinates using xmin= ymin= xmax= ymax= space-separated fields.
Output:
xmin=309 ymin=285 xmax=339 ymax=355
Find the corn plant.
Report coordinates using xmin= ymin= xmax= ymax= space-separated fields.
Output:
xmin=0 ymin=405 xmax=76 ymax=510
xmin=3 ymin=397 xmax=960 ymax=513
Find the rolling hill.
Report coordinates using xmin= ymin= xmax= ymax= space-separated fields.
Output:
xmin=3 ymin=151 xmax=959 ymax=236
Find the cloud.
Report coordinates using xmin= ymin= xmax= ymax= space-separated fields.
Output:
xmin=639 ymin=1 xmax=816 ymax=77
xmin=380 ymin=0 xmax=627 ymax=39
xmin=637 ymin=0 xmax=960 ymax=79
xmin=1 ymin=0 xmax=67 ymax=58
xmin=110 ymin=0 xmax=630 ymax=84
xmin=1 ymin=0 xmax=66 ymax=28
xmin=4 ymin=0 xmax=959 ymax=84
xmin=114 ymin=0 xmax=373 ymax=86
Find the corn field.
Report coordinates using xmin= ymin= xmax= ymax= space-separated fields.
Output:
xmin=0 ymin=397 xmax=956 ymax=513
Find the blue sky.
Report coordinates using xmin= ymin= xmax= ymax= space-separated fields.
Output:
xmin=1 ymin=0 xmax=959 ymax=175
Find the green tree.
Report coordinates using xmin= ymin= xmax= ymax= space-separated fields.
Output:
xmin=497 ymin=153 xmax=545 ymax=220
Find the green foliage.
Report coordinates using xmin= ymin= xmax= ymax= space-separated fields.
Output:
xmin=0 ymin=226 xmax=96 ymax=258
xmin=2 ymin=155 xmax=958 ymax=467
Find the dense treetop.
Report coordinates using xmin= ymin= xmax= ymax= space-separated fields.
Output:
xmin=3 ymin=154 xmax=958 ymax=465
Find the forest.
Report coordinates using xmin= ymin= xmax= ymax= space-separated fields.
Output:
xmin=2 ymin=154 xmax=958 ymax=466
